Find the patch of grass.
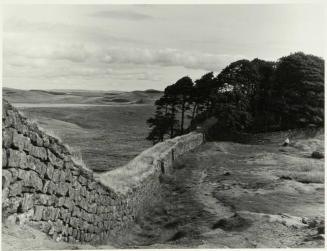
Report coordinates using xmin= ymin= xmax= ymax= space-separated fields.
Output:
xmin=276 ymin=170 xmax=324 ymax=184
xmin=19 ymin=105 xmax=155 ymax=172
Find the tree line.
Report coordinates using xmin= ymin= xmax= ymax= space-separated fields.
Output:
xmin=146 ymin=52 xmax=324 ymax=144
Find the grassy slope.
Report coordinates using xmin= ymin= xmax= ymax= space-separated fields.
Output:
xmin=116 ymin=131 xmax=324 ymax=248
xmin=3 ymin=87 xmax=162 ymax=104
xmin=20 ymin=105 xmax=155 ymax=172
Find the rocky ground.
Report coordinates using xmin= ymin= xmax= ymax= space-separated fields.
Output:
xmin=2 ymin=131 xmax=324 ymax=249
xmin=116 ymin=131 xmax=324 ymax=248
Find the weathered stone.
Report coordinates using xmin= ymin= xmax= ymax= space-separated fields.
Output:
xmin=35 ymin=194 xmax=52 ymax=206
xmin=2 ymin=187 xmax=9 ymax=202
xmin=52 ymin=169 xmax=61 ymax=183
xmin=21 ymin=193 xmax=34 ymax=212
xmin=65 ymin=161 xmax=74 ymax=170
xmin=26 ymin=157 xmax=47 ymax=178
xmin=2 ymin=169 xmax=13 ymax=188
xmin=16 ymin=119 xmax=28 ymax=135
xmin=72 ymin=206 xmax=80 ymax=217
xmin=51 ymin=208 xmax=60 ymax=221
xmin=2 ymin=197 xmax=21 ymax=216
xmin=65 ymin=169 xmax=73 ymax=183
xmin=49 ymin=143 xmax=63 ymax=157
xmin=69 ymin=217 xmax=79 ymax=229
xmin=17 ymin=169 xmax=28 ymax=180
xmin=45 ymin=163 xmax=54 ymax=179
xmin=42 ymin=207 xmax=52 ymax=221
xmin=78 ymin=175 xmax=87 ymax=186
xmin=57 ymin=182 xmax=69 ymax=197
xmin=48 ymin=149 xmax=64 ymax=168
xmin=57 ymin=197 xmax=65 ymax=207
xmin=33 ymin=206 xmax=44 ymax=221
xmin=30 ymin=146 xmax=47 ymax=160
xmin=59 ymin=170 xmax=66 ymax=182
xmin=72 ymin=228 xmax=78 ymax=238
xmin=8 ymin=168 xmax=18 ymax=183
xmin=12 ymin=131 xmax=26 ymax=151
xmin=54 ymin=219 xmax=64 ymax=233
xmin=41 ymin=221 xmax=52 ymax=233
xmin=80 ymin=186 xmax=87 ymax=197
xmin=2 ymin=148 xmax=8 ymax=168
xmin=9 ymin=181 xmax=23 ymax=197
xmin=29 ymin=131 xmax=43 ymax=147
xmin=63 ymin=197 xmax=73 ymax=211
xmin=43 ymin=135 xmax=50 ymax=147
xmin=22 ymin=171 xmax=43 ymax=192
xmin=2 ymin=128 xmax=15 ymax=148
xmin=42 ymin=180 xmax=50 ymax=194
xmin=8 ymin=149 xmax=27 ymax=169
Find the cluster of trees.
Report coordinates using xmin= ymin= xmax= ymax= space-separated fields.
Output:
xmin=146 ymin=52 xmax=324 ymax=144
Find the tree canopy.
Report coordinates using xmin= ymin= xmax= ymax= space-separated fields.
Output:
xmin=146 ymin=52 xmax=324 ymax=144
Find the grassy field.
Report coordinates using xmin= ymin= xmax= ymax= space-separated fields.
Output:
xmin=19 ymin=105 xmax=155 ymax=172
xmin=3 ymin=87 xmax=162 ymax=105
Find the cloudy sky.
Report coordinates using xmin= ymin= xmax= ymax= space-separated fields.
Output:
xmin=3 ymin=4 xmax=324 ymax=91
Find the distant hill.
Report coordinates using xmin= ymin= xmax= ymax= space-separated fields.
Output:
xmin=2 ymin=87 xmax=163 ymax=105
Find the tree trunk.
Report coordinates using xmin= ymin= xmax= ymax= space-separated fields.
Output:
xmin=180 ymin=101 xmax=185 ymax=134
xmin=191 ymin=103 xmax=198 ymax=122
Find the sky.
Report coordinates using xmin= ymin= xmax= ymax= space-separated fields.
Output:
xmin=3 ymin=4 xmax=325 ymax=91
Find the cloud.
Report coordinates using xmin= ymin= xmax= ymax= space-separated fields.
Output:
xmin=5 ymin=38 xmax=241 ymax=72
xmin=91 ymin=10 xmax=154 ymax=21
xmin=101 ymin=47 xmax=242 ymax=71
xmin=4 ymin=42 xmax=93 ymax=63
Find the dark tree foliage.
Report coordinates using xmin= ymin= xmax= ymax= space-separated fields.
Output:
xmin=146 ymin=52 xmax=324 ymax=143
xmin=274 ymin=52 xmax=324 ymax=129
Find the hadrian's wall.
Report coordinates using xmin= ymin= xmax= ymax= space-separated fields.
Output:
xmin=1 ymin=99 xmax=203 ymax=244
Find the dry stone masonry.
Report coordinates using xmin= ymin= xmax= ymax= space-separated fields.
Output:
xmin=2 ymin=99 xmax=203 ymax=244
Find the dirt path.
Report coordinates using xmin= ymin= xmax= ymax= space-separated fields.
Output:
xmin=118 ymin=136 xmax=324 ymax=248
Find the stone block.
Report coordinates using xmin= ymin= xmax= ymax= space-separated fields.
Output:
xmin=26 ymin=157 xmax=47 ymax=178
xmin=8 ymin=149 xmax=27 ymax=169
xmin=2 ymin=128 xmax=14 ymax=148
xmin=72 ymin=206 xmax=80 ymax=217
xmin=43 ymin=135 xmax=50 ymax=147
xmin=54 ymin=208 xmax=61 ymax=220
xmin=2 ymin=148 xmax=8 ymax=168
xmin=12 ymin=131 xmax=25 ymax=151
xmin=45 ymin=163 xmax=54 ymax=180
xmin=78 ymin=175 xmax=87 ymax=186
xmin=52 ymin=169 xmax=61 ymax=183
xmin=65 ymin=161 xmax=74 ymax=170
xmin=59 ymin=170 xmax=66 ymax=182
xmin=48 ymin=149 xmax=64 ymax=168
xmin=22 ymin=171 xmax=43 ymax=192
xmin=65 ymin=169 xmax=73 ymax=183
xmin=30 ymin=145 xmax=47 ymax=160
xmin=56 ymin=182 xmax=69 ymax=197
xmin=29 ymin=131 xmax=43 ymax=147
xmin=42 ymin=206 xmax=52 ymax=221
xmin=21 ymin=193 xmax=34 ymax=212
xmin=57 ymin=196 xmax=64 ymax=207
xmin=9 ymin=181 xmax=23 ymax=197
xmin=40 ymin=221 xmax=52 ymax=233
xmin=2 ymin=169 xmax=12 ymax=188
xmin=63 ymin=197 xmax=73 ymax=211
xmin=72 ymin=228 xmax=78 ymax=238
xmin=33 ymin=205 xmax=44 ymax=221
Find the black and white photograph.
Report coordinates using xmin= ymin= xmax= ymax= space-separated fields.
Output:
xmin=1 ymin=1 xmax=325 ymax=249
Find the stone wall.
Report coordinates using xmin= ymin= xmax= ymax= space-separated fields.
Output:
xmin=2 ymin=99 xmax=203 ymax=244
